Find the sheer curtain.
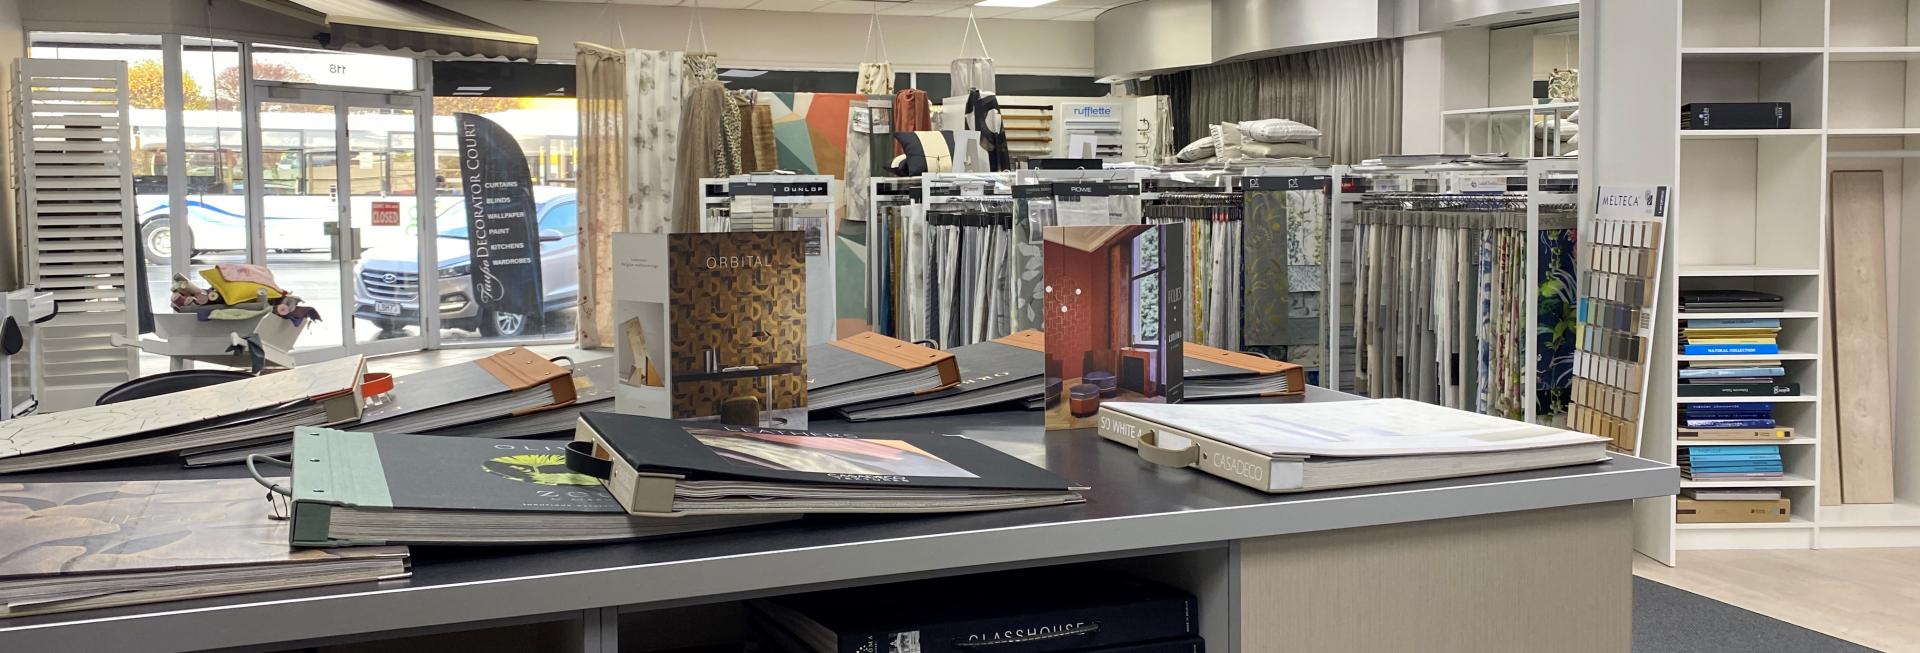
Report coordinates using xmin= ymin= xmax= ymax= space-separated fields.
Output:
xmin=575 ymin=44 xmax=686 ymax=347
xmin=1169 ymin=39 xmax=1402 ymax=164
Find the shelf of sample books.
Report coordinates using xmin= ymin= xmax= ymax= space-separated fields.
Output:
xmin=1675 ymin=265 xmax=1822 ymax=277
xmin=1679 ymin=474 xmax=1816 ymax=489
xmin=1675 ymin=395 xmax=1816 ymax=404
xmin=1681 ymin=436 xmax=1817 ymax=446
xmin=1674 ymin=311 xmax=1819 ymax=320
xmin=1676 ymin=350 xmax=1817 ymax=362
xmin=1674 ymin=516 xmax=1814 ymax=530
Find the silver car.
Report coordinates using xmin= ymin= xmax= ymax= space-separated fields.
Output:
xmin=353 ymin=189 xmax=578 ymax=338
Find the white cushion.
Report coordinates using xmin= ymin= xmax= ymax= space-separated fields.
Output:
xmin=1237 ymin=118 xmax=1322 ymax=143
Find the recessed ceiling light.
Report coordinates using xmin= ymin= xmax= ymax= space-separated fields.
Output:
xmin=456 ymin=86 xmax=491 ymax=91
xmin=720 ymin=69 xmax=768 ymax=78
xmin=977 ymin=0 xmax=1057 ymax=7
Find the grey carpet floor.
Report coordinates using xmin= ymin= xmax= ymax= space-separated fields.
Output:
xmin=1635 ymin=577 xmax=1879 ymax=652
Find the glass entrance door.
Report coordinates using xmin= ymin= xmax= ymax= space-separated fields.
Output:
xmin=250 ymin=86 xmax=430 ymax=364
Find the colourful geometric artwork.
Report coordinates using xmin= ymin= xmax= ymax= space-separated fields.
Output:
xmin=768 ymin=92 xmax=861 ymax=178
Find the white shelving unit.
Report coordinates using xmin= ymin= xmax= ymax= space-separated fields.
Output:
xmin=1441 ymin=102 xmax=1580 ymax=157
xmin=1591 ymin=0 xmax=1920 ymax=563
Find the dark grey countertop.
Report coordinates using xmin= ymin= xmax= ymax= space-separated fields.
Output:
xmin=0 ymin=387 xmax=1678 ymax=652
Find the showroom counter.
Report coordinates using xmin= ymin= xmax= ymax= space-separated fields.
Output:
xmin=0 ymin=387 xmax=1677 ymax=652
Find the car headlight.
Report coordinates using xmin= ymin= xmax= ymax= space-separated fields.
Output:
xmin=443 ymin=263 xmax=469 ymax=277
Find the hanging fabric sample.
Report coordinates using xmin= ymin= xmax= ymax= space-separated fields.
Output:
xmin=840 ymin=99 xmax=879 ymax=337
xmin=673 ymin=80 xmax=729 ymax=233
xmin=749 ymin=98 xmax=778 ymax=172
xmin=1351 ymin=190 xmax=1577 ymax=420
xmin=951 ymin=12 xmax=996 ymax=93
xmin=627 ymin=49 xmax=685 ymax=234
xmin=857 ymin=10 xmax=894 ymax=95
xmin=720 ymin=90 xmax=748 ymax=176
xmin=893 ymin=88 xmax=931 ymax=157
xmin=575 ymin=43 xmax=627 ymax=348
xmin=965 ymin=90 xmax=1009 ymax=172
xmin=1240 ymin=176 xmax=1329 ymax=376
xmin=1145 ymin=192 xmax=1242 ymax=350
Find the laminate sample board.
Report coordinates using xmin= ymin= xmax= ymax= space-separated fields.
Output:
xmin=1830 ymin=171 xmax=1895 ymax=504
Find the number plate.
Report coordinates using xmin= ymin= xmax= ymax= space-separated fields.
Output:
xmin=375 ymin=302 xmax=402 ymax=316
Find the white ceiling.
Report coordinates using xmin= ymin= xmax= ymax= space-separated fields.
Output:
xmin=543 ymin=0 xmax=1131 ymax=21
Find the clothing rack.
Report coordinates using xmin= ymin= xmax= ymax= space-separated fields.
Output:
xmin=1341 ymin=159 xmax=1578 ymax=421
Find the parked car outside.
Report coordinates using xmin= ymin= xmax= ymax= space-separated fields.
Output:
xmin=352 ymin=188 xmax=578 ymax=338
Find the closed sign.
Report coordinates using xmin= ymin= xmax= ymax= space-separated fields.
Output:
xmin=371 ymin=201 xmax=401 ymax=227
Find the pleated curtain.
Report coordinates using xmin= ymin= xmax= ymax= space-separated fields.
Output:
xmin=1170 ymin=39 xmax=1402 ymax=164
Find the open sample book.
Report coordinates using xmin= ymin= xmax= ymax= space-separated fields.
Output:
xmin=0 ymin=356 xmax=366 ymax=474
xmin=1097 ymin=398 xmax=1609 ymax=492
xmin=806 ymin=332 xmax=960 ymax=410
xmin=0 ymin=477 xmax=407 ymax=617
xmin=273 ymin=429 xmax=792 ymax=547
xmin=567 ymin=412 xmax=1085 ymax=516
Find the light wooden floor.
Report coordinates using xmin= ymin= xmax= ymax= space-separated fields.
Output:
xmin=1635 ymin=549 xmax=1920 ymax=651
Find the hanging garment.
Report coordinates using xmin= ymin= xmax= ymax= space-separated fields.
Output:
xmin=965 ymin=90 xmax=1009 ymax=172
xmin=858 ymin=62 xmax=894 ymax=95
xmin=673 ymin=80 xmax=728 ymax=233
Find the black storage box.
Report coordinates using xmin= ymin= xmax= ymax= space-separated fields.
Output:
xmin=1681 ymin=102 xmax=1792 ymax=130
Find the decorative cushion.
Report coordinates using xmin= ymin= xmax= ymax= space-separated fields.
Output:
xmin=1175 ymin=135 xmax=1216 ymax=162
xmin=1237 ymin=118 xmax=1322 ymax=143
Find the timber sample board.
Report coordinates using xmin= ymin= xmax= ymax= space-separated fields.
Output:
xmin=1829 ymin=171 xmax=1895 ymax=504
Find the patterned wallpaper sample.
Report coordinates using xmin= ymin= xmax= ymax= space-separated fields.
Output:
xmin=0 ymin=356 xmax=363 ymax=460
xmin=0 ymin=477 xmax=397 ymax=577
xmin=1242 ymin=189 xmax=1291 ymax=346
xmin=668 ymin=232 xmax=809 ymax=418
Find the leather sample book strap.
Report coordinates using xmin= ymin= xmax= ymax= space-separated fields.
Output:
xmin=276 ymin=429 xmax=790 ymax=547
xmin=0 ymin=477 xmax=408 ymax=618
xmin=0 ymin=355 xmax=367 ymax=474
xmin=1097 ymin=398 xmax=1608 ymax=492
xmin=566 ymin=412 xmax=1084 ymax=516
xmin=1180 ymin=344 xmax=1306 ymax=400
xmin=806 ymin=332 xmax=961 ymax=410
xmin=182 ymin=347 xmax=579 ymax=466
xmin=750 ymin=567 xmax=1199 ymax=653
xmin=836 ymin=330 xmax=1045 ymax=421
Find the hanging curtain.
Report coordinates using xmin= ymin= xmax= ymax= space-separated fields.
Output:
xmin=749 ymin=98 xmax=778 ymax=172
xmin=950 ymin=12 xmax=995 ymax=93
xmin=1176 ymin=40 xmax=1402 ymax=163
xmin=675 ymin=80 xmax=728 ymax=233
xmin=575 ymin=43 xmax=625 ymax=349
xmin=575 ymin=45 xmax=684 ymax=347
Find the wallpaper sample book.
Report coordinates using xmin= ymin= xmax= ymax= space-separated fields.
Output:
xmin=283 ymin=429 xmax=791 ymax=546
xmin=1180 ymin=344 xmax=1306 ymax=400
xmin=750 ymin=567 xmax=1197 ymax=653
xmin=1097 ymin=398 xmax=1608 ymax=492
xmin=0 ymin=355 xmax=367 ymax=474
xmin=836 ymin=330 xmax=1045 ymax=421
xmin=568 ymin=411 xmax=1084 ymax=516
xmin=0 ymin=477 xmax=407 ymax=617
xmin=183 ymin=347 xmax=579 ymax=466
xmin=424 ymin=357 xmax=618 ymax=439
xmin=806 ymin=332 xmax=961 ymax=410
xmin=613 ymin=231 xmax=810 ymax=429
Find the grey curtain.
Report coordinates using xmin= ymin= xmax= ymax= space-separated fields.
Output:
xmin=1177 ymin=39 xmax=1402 ymax=164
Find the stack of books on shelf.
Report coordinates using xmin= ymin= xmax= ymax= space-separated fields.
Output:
xmin=1677 ymin=488 xmax=1791 ymax=524
xmin=1678 ymin=402 xmax=1790 ymax=439
xmin=1679 ymin=444 xmax=1784 ymax=483
xmin=749 ymin=568 xmax=1203 ymax=653
xmin=1679 ymin=316 xmax=1780 ymax=357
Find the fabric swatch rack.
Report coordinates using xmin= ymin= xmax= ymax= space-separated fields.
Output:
xmin=1141 ymin=172 xmax=1243 ymax=350
xmin=903 ymin=174 xmax=1018 ymax=349
xmin=865 ymin=176 xmax=922 ymax=337
xmin=1346 ymin=160 xmax=1578 ymax=422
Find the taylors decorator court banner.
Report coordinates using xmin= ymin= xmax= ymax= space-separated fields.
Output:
xmin=455 ymin=113 xmax=543 ymax=326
